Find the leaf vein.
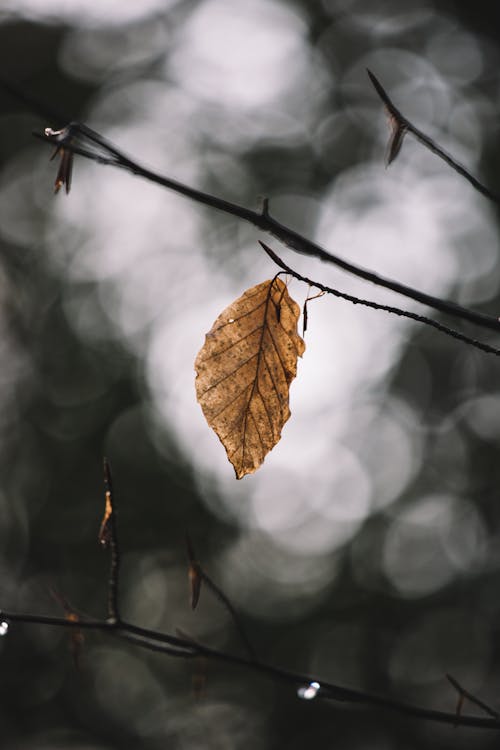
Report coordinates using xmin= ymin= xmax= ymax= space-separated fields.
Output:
xmin=201 ymin=352 xmax=259 ymax=393
xmin=200 ymin=325 xmax=262 ymax=362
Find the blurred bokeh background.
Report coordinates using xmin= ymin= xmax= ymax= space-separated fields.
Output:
xmin=1 ymin=0 xmax=500 ymax=747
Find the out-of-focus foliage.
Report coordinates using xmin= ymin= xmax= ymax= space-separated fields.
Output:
xmin=1 ymin=1 xmax=500 ymax=748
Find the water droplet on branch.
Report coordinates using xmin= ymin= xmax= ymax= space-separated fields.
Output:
xmin=0 ymin=621 xmax=9 ymax=636
xmin=297 ymin=681 xmax=320 ymax=700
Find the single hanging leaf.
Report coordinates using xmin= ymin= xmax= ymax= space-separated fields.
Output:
xmin=195 ymin=278 xmax=305 ymax=479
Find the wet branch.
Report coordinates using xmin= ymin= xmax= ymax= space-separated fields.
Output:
xmin=0 ymin=607 xmax=498 ymax=730
xmin=0 ymin=460 xmax=499 ymax=732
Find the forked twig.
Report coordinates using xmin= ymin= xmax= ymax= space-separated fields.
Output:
xmin=32 ymin=116 xmax=500 ymax=337
xmin=2 ymin=74 xmax=499 ymax=334
xmin=0 ymin=465 xmax=498 ymax=731
xmin=1 ymin=75 xmax=500 ymax=735
xmin=446 ymin=673 xmax=500 ymax=721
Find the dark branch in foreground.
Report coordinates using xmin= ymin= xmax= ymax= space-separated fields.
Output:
xmin=259 ymin=242 xmax=500 ymax=357
xmin=33 ymin=120 xmax=500 ymax=337
xmin=0 ymin=462 xmax=498 ymax=732
xmin=1 ymin=461 xmax=497 ymax=732
xmin=0 ymin=608 xmax=498 ymax=731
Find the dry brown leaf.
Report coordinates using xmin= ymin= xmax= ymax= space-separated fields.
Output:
xmin=195 ymin=277 xmax=305 ymax=479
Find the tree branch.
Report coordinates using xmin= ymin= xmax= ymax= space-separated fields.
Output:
xmin=259 ymin=242 xmax=500 ymax=357
xmin=446 ymin=673 xmax=500 ymax=721
xmin=367 ymin=69 xmax=500 ymax=206
xmin=3 ymin=75 xmax=500 ymax=736
xmin=34 ymin=120 xmax=500 ymax=335
xmin=0 ymin=607 xmax=498 ymax=730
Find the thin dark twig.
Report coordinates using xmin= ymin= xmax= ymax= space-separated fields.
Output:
xmin=258 ymin=242 xmax=500 ymax=357
xmin=122 ymin=621 xmax=500 ymax=729
xmin=185 ymin=533 xmax=258 ymax=661
xmin=115 ymin=630 xmax=198 ymax=658
xmin=1 ymin=611 xmax=112 ymax=630
xmin=1 ymin=608 xmax=498 ymax=730
xmin=35 ymin=124 xmax=500 ymax=335
xmin=102 ymin=457 xmax=121 ymax=623
xmin=199 ymin=570 xmax=258 ymax=662
xmin=446 ymin=673 xmax=500 ymax=720
xmin=367 ymin=69 xmax=500 ymax=206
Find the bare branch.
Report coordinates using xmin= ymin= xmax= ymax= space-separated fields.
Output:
xmin=3 ymin=75 xmax=500 ymax=736
xmin=446 ymin=673 xmax=500 ymax=721
xmin=34 ymin=122 xmax=500 ymax=336
xmin=259 ymin=242 xmax=500 ymax=357
xmin=0 ymin=607 xmax=498 ymax=730
xmin=367 ymin=69 xmax=500 ymax=206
